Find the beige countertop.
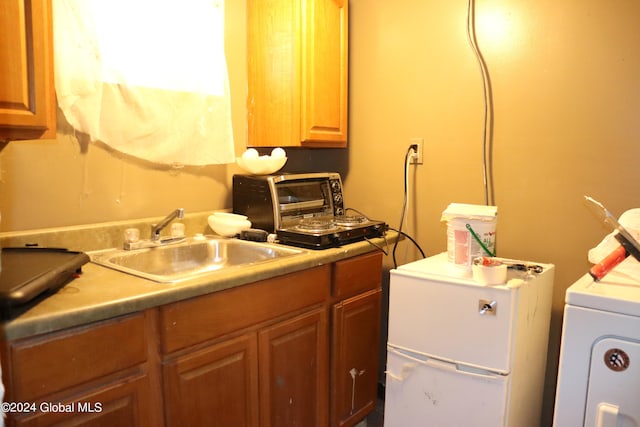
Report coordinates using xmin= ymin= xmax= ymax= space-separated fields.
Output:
xmin=0 ymin=215 xmax=395 ymax=341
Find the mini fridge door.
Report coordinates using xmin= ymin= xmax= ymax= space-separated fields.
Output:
xmin=389 ymin=266 xmax=517 ymax=373
xmin=384 ymin=346 xmax=509 ymax=427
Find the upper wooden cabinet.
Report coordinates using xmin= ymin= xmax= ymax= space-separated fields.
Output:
xmin=0 ymin=0 xmax=56 ymax=141
xmin=247 ymin=0 xmax=348 ymax=148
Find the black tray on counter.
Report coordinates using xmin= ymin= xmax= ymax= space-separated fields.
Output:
xmin=0 ymin=247 xmax=90 ymax=309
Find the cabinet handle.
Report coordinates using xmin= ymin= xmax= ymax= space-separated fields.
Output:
xmin=349 ymin=368 xmax=366 ymax=414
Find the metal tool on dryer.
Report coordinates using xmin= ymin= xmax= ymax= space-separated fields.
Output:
xmin=584 ymin=196 xmax=640 ymax=281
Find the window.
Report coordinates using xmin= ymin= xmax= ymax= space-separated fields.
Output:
xmin=54 ymin=0 xmax=235 ymax=165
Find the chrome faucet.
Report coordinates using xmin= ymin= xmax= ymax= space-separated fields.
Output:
xmin=122 ymin=208 xmax=186 ymax=250
xmin=151 ymin=208 xmax=184 ymax=241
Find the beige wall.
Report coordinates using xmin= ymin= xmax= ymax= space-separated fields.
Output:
xmin=343 ymin=1 xmax=640 ymax=425
xmin=0 ymin=1 xmax=248 ymax=231
xmin=2 ymin=0 xmax=640 ymax=424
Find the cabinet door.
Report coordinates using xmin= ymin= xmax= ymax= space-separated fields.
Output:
xmin=14 ymin=375 xmax=153 ymax=427
xmin=247 ymin=0 xmax=348 ymax=148
xmin=247 ymin=0 xmax=300 ymax=148
xmin=163 ymin=334 xmax=259 ymax=427
xmin=258 ymin=307 xmax=329 ymax=427
xmin=331 ymin=288 xmax=382 ymax=427
xmin=0 ymin=0 xmax=56 ymax=141
xmin=301 ymin=0 xmax=348 ymax=147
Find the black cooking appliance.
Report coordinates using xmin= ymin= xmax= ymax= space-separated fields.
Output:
xmin=0 ymin=247 xmax=89 ymax=311
xmin=233 ymin=173 xmax=386 ymax=249
xmin=276 ymin=214 xmax=386 ymax=249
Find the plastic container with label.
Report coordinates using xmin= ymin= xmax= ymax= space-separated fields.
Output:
xmin=441 ymin=203 xmax=498 ymax=275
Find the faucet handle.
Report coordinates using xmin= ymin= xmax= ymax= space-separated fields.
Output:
xmin=124 ymin=228 xmax=140 ymax=244
xmin=171 ymin=222 xmax=186 ymax=238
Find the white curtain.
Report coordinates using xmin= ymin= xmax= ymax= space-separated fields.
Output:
xmin=53 ymin=0 xmax=235 ymax=166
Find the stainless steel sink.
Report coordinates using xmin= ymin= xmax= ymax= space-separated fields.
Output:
xmin=91 ymin=236 xmax=305 ymax=283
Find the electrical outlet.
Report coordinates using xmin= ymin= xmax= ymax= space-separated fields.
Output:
xmin=410 ymin=138 xmax=424 ymax=165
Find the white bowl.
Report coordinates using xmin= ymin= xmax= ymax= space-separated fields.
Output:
xmin=213 ymin=212 xmax=248 ymax=221
xmin=207 ymin=215 xmax=252 ymax=237
xmin=236 ymin=156 xmax=287 ymax=175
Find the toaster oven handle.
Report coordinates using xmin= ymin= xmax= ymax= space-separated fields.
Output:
xmin=279 ymin=199 xmax=326 ymax=211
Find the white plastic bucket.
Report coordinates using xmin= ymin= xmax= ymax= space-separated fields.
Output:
xmin=442 ymin=204 xmax=497 ymax=274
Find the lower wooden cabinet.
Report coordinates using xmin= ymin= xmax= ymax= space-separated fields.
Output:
xmin=163 ymin=307 xmax=329 ymax=427
xmin=331 ymin=289 xmax=382 ymax=427
xmin=163 ymin=333 xmax=259 ymax=427
xmin=330 ymin=251 xmax=383 ymax=427
xmin=0 ymin=313 xmax=158 ymax=427
xmin=159 ymin=265 xmax=331 ymax=427
xmin=259 ymin=308 xmax=328 ymax=427
xmin=13 ymin=375 xmax=153 ymax=427
xmin=0 ymin=252 xmax=383 ymax=427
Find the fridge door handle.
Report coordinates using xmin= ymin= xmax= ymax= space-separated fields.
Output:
xmin=424 ymin=357 xmax=458 ymax=372
xmin=479 ymin=299 xmax=497 ymax=315
xmin=386 ymin=345 xmax=422 ymax=382
xmin=455 ymin=362 xmax=505 ymax=380
xmin=385 ymin=364 xmax=416 ymax=382
xmin=387 ymin=344 xmax=504 ymax=381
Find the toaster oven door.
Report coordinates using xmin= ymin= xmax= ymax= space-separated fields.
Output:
xmin=276 ymin=180 xmax=335 ymax=226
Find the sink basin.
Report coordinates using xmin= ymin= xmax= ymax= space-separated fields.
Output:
xmin=91 ymin=236 xmax=305 ymax=283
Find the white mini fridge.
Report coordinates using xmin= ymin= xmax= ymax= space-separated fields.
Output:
xmin=384 ymin=253 xmax=554 ymax=427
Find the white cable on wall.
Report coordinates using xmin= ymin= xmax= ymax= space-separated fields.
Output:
xmin=466 ymin=0 xmax=495 ymax=206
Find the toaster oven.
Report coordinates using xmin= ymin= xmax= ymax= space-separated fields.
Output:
xmin=232 ymin=173 xmax=345 ymax=232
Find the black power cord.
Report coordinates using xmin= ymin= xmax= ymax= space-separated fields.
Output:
xmin=391 ymin=145 xmax=426 ymax=269
xmin=345 ymin=146 xmax=426 ymax=267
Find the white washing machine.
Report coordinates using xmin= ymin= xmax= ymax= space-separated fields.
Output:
xmin=553 ymin=272 xmax=640 ymax=427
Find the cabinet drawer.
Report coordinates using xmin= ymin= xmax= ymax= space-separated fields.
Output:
xmin=7 ymin=313 xmax=147 ymax=402
xmin=333 ymin=252 xmax=383 ymax=300
xmin=14 ymin=374 xmax=152 ymax=427
xmin=159 ymin=265 xmax=331 ymax=354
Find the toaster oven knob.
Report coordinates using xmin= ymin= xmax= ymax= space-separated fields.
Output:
xmin=333 ymin=193 xmax=343 ymax=204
